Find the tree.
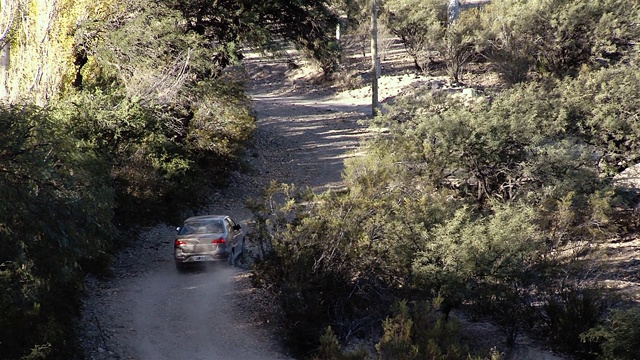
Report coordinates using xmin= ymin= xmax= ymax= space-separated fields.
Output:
xmin=161 ymin=0 xmax=341 ymax=74
xmin=382 ymin=0 xmax=480 ymax=82
xmin=383 ymin=0 xmax=447 ymax=73
xmin=582 ymin=307 xmax=640 ymax=360
xmin=441 ymin=8 xmax=480 ymax=83
xmin=66 ymin=0 xmax=259 ymax=224
xmin=1 ymin=0 xmax=118 ymax=104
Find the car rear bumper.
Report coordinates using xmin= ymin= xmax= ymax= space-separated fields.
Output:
xmin=174 ymin=252 xmax=229 ymax=263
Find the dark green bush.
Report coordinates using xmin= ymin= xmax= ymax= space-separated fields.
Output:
xmin=478 ymin=0 xmax=640 ymax=83
xmin=383 ymin=0 xmax=447 ymax=73
xmin=54 ymin=72 xmax=254 ymax=226
xmin=315 ymin=326 xmax=368 ymax=360
xmin=560 ymin=67 xmax=640 ymax=175
xmin=376 ymin=300 xmax=475 ymax=360
xmin=0 ymin=104 xmax=115 ymax=359
xmin=376 ymin=301 xmax=420 ymax=360
xmin=581 ymin=306 xmax=640 ymax=360
xmin=542 ymin=287 xmax=607 ymax=356
xmin=249 ymin=183 xmax=393 ymax=356
xmin=70 ymin=0 xmax=257 ymax=226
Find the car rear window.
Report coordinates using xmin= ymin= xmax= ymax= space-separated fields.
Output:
xmin=179 ymin=220 xmax=224 ymax=235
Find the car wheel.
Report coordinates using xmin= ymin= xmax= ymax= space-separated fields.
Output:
xmin=228 ymin=248 xmax=235 ymax=266
xmin=236 ymin=237 xmax=244 ymax=255
xmin=175 ymin=263 xmax=186 ymax=272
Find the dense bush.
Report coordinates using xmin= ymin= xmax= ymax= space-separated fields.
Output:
xmin=315 ymin=326 xmax=369 ymax=360
xmin=381 ymin=0 xmax=640 ymax=83
xmin=163 ymin=0 xmax=341 ymax=75
xmin=581 ymin=306 xmax=640 ymax=360
xmin=376 ymin=300 xmax=474 ymax=359
xmin=541 ymin=287 xmax=608 ymax=357
xmin=0 ymin=104 xmax=115 ymax=359
xmin=477 ymin=0 xmax=640 ymax=83
xmin=248 ymin=182 xmax=400 ymax=356
xmin=559 ymin=67 xmax=640 ymax=174
xmin=251 ymin=60 xmax=640 ymax=356
xmin=54 ymin=80 xmax=254 ymax=225
xmin=383 ymin=0 xmax=448 ymax=73
xmin=63 ymin=1 xmax=257 ymax=225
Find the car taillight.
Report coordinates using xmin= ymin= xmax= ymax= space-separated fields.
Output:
xmin=212 ymin=238 xmax=225 ymax=244
xmin=175 ymin=239 xmax=187 ymax=246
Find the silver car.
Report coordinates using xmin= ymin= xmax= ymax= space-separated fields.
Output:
xmin=174 ymin=215 xmax=244 ymax=270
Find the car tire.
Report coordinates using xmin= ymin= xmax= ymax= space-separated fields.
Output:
xmin=237 ymin=237 xmax=245 ymax=256
xmin=175 ymin=263 xmax=186 ymax=272
xmin=228 ymin=248 xmax=235 ymax=266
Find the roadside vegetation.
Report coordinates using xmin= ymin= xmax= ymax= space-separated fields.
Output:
xmin=248 ymin=0 xmax=640 ymax=359
xmin=0 ymin=0 xmax=339 ymax=358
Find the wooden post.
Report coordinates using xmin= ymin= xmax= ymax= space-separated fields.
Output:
xmin=371 ymin=0 xmax=379 ymax=117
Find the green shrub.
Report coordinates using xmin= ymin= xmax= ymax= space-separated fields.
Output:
xmin=315 ymin=326 xmax=368 ymax=360
xmin=376 ymin=301 xmax=420 ymax=360
xmin=54 ymin=72 xmax=254 ymax=226
xmin=0 ymin=104 xmax=115 ymax=359
xmin=249 ymin=183 xmax=380 ymax=356
xmin=383 ymin=0 xmax=447 ymax=73
xmin=542 ymin=287 xmax=607 ymax=356
xmin=317 ymin=326 xmax=342 ymax=359
xmin=69 ymin=0 xmax=257 ymax=225
xmin=560 ymin=67 xmax=640 ymax=175
xmin=383 ymin=0 xmax=480 ymax=82
xmin=581 ymin=306 xmax=640 ymax=360
xmin=376 ymin=299 xmax=477 ymax=360
xmin=478 ymin=0 xmax=640 ymax=82
xmin=441 ymin=10 xmax=480 ymax=83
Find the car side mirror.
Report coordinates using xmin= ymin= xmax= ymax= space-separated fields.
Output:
xmin=233 ymin=224 xmax=241 ymax=231
xmin=176 ymin=226 xmax=181 ymax=233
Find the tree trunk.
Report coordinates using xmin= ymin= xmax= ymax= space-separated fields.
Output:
xmin=0 ymin=43 xmax=9 ymax=100
xmin=448 ymin=0 xmax=460 ymax=24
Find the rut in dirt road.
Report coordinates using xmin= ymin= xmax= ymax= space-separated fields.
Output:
xmin=77 ymin=58 xmax=370 ymax=360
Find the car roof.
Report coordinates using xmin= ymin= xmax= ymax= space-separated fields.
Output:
xmin=183 ymin=215 xmax=229 ymax=222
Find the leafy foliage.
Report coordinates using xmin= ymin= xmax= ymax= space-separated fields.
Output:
xmin=383 ymin=0 xmax=447 ymax=73
xmin=541 ymin=287 xmax=608 ymax=356
xmin=64 ymin=0 xmax=257 ymax=225
xmin=376 ymin=299 xmax=474 ymax=360
xmin=2 ymin=0 xmax=118 ymax=104
xmin=161 ymin=0 xmax=341 ymax=74
xmin=582 ymin=306 xmax=640 ymax=360
xmin=477 ymin=0 xmax=640 ymax=83
xmin=379 ymin=0 xmax=639 ymax=83
xmin=248 ymin=182 xmax=398 ymax=356
xmin=441 ymin=10 xmax=480 ymax=83
xmin=559 ymin=67 xmax=640 ymax=174
xmin=0 ymin=104 xmax=115 ymax=359
xmin=315 ymin=326 xmax=368 ymax=360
